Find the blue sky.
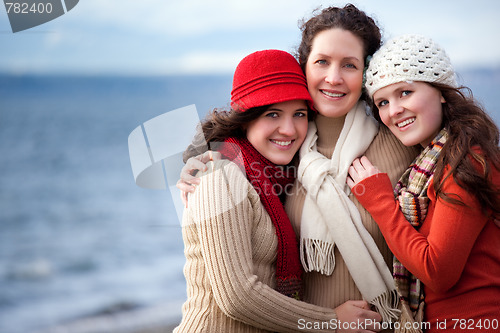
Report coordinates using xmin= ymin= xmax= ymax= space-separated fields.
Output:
xmin=1 ymin=0 xmax=499 ymax=75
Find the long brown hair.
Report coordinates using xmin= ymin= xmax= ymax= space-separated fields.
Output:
xmin=431 ymin=83 xmax=500 ymax=218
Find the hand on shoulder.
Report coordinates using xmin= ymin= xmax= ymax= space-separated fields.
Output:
xmin=177 ymin=150 xmax=222 ymax=207
xmin=347 ymin=156 xmax=382 ymax=189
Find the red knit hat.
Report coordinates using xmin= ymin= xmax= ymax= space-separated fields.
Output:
xmin=231 ymin=49 xmax=313 ymax=112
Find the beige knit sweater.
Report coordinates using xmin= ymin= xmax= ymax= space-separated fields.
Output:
xmin=285 ymin=114 xmax=420 ymax=309
xmin=174 ymin=159 xmax=339 ymax=333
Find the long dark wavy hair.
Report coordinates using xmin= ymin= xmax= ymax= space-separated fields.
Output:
xmin=372 ymin=83 xmax=500 ymax=219
xmin=296 ymin=3 xmax=381 ymax=102
xmin=182 ymin=105 xmax=314 ymax=163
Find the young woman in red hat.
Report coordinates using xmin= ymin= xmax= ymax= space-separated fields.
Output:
xmin=178 ymin=5 xmax=419 ymax=331
xmin=173 ymin=49 xmax=380 ymax=333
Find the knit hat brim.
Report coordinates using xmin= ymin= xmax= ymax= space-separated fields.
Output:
xmin=365 ymin=34 xmax=457 ymax=99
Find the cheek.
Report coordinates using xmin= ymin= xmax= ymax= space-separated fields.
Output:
xmin=305 ymin=64 xmax=320 ymax=87
xmin=419 ymin=98 xmax=443 ymax=126
xmin=347 ymin=72 xmax=364 ymax=94
xmin=430 ymin=109 xmax=444 ymax=129
xmin=245 ymin=121 xmax=264 ymax=145
xmin=378 ymin=109 xmax=391 ymax=127
xmin=297 ymin=120 xmax=309 ymax=142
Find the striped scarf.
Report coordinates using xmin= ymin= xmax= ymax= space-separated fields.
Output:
xmin=393 ymin=129 xmax=448 ymax=332
xmin=218 ymin=137 xmax=303 ymax=299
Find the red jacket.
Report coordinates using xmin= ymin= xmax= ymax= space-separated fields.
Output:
xmin=353 ymin=161 xmax=500 ymax=332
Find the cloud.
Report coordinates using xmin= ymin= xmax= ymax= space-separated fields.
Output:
xmin=166 ymin=50 xmax=249 ymax=74
xmin=71 ymin=0 xmax=325 ymax=36
xmin=1 ymin=0 xmax=499 ymax=74
xmin=369 ymin=0 xmax=500 ymax=68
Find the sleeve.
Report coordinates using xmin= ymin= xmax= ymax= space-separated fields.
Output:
xmin=352 ymin=172 xmax=488 ymax=293
xmin=188 ymin=160 xmax=337 ymax=332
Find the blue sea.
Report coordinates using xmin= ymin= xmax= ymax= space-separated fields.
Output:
xmin=0 ymin=70 xmax=498 ymax=333
xmin=0 ymin=74 xmax=233 ymax=333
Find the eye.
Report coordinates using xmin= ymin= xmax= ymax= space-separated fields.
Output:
xmin=294 ymin=111 xmax=308 ymax=118
xmin=264 ymin=112 xmax=279 ymax=118
xmin=344 ymin=63 xmax=357 ymax=69
xmin=315 ymin=59 xmax=327 ymax=65
xmin=401 ymin=90 xmax=412 ymax=97
xmin=377 ymin=100 xmax=389 ymax=108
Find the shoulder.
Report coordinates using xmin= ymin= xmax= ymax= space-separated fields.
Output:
xmin=194 ymin=159 xmax=250 ymax=194
xmin=441 ymin=147 xmax=499 ymax=184
xmin=470 ymin=147 xmax=500 ymax=176
xmin=370 ymin=126 xmax=420 ymax=156
xmin=197 ymin=159 xmax=246 ymax=179
xmin=438 ymin=148 xmax=500 ymax=188
xmin=188 ymin=159 xmax=252 ymax=210
xmin=366 ymin=126 xmax=421 ymax=186
xmin=186 ymin=159 xmax=265 ymax=228
xmin=428 ymin=150 xmax=499 ymax=202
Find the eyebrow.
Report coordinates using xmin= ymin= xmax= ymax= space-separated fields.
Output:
xmin=266 ymin=107 xmax=309 ymax=112
xmin=373 ymin=86 xmax=404 ymax=104
xmin=313 ymin=53 xmax=362 ymax=62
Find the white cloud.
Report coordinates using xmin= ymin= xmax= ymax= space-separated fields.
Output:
xmin=367 ymin=0 xmax=500 ymax=68
xmin=76 ymin=0 xmax=500 ymax=68
xmin=166 ymin=50 xmax=250 ymax=74
xmin=1 ymin=0 xmax=499 ymax=74
xmin=72 ymin=0 xmax=326 ymax=36
xmin=44 ymin=31 xmax=63 ymax=48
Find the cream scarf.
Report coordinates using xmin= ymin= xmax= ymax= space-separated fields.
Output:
xmin=297 ymin=101 xmax=400 ymax=322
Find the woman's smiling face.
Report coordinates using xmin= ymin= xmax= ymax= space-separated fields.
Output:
xmin=305 ymin=28 xmax=365 ymax=118
xmin=373 ymin=81 xmax=445 ymax=147
xmin=245 ymin=100 xmax=309 ymax=165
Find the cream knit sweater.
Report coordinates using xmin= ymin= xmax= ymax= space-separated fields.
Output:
xmin=285 ymin=114 xmax=420 ymax=309
xmin=175 ymin=159 xmax=339 ymax=333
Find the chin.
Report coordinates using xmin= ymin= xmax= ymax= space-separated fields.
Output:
xmin=390 ymin=129 xmax=417 ymax=147
xmin=273 ymin=159 xmax=291 ymax=166
xmin=269 ymin=156 xmax=293 ymax=166
xmin=399 ymin=137 xmax=420 ymax=147
xmin=318 ymin=107 xmax=350 ymax=118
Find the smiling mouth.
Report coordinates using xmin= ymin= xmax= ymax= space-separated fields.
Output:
xmin=397 ymin=118 xmax=415 ymax=128
xmin=270 ymin=139 xmax=293 ymax=147
xmin=321 ymin=90 xmax=345 ymax=98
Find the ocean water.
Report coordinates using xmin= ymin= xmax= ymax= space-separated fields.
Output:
xmin=0 ymin=69 xmax=498 ymax=333
xmin=0 ymin=74 xmax=233 ymax=333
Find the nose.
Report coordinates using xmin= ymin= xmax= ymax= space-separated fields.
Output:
xmin=278 ymin=116 xmax=296 ymax=136
xmin=388 ymin=101 xmax=405 ymax=118
xmin=325 ymin=66 xmax=343 ymax=85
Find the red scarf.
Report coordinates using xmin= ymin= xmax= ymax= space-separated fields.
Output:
xmin=218 ymin=137 xmax=303 ymax=299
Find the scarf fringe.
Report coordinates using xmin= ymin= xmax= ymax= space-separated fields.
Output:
xmin=298 ymin=102 xmax=394 ymax=306
xmin=300 ymin=238 xmax=335 ymax=275
xmin=370 ymin=289 xmax=401 ymax=323
xmin=394 ymin=301 xmax=425 ymax=333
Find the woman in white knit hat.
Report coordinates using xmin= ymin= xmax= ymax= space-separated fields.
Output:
xmin=348 ymin=34 xmax=500 ymax=333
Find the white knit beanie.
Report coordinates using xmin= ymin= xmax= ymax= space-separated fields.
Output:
xmin=365 ymin=34 xmax=457 ymax=99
